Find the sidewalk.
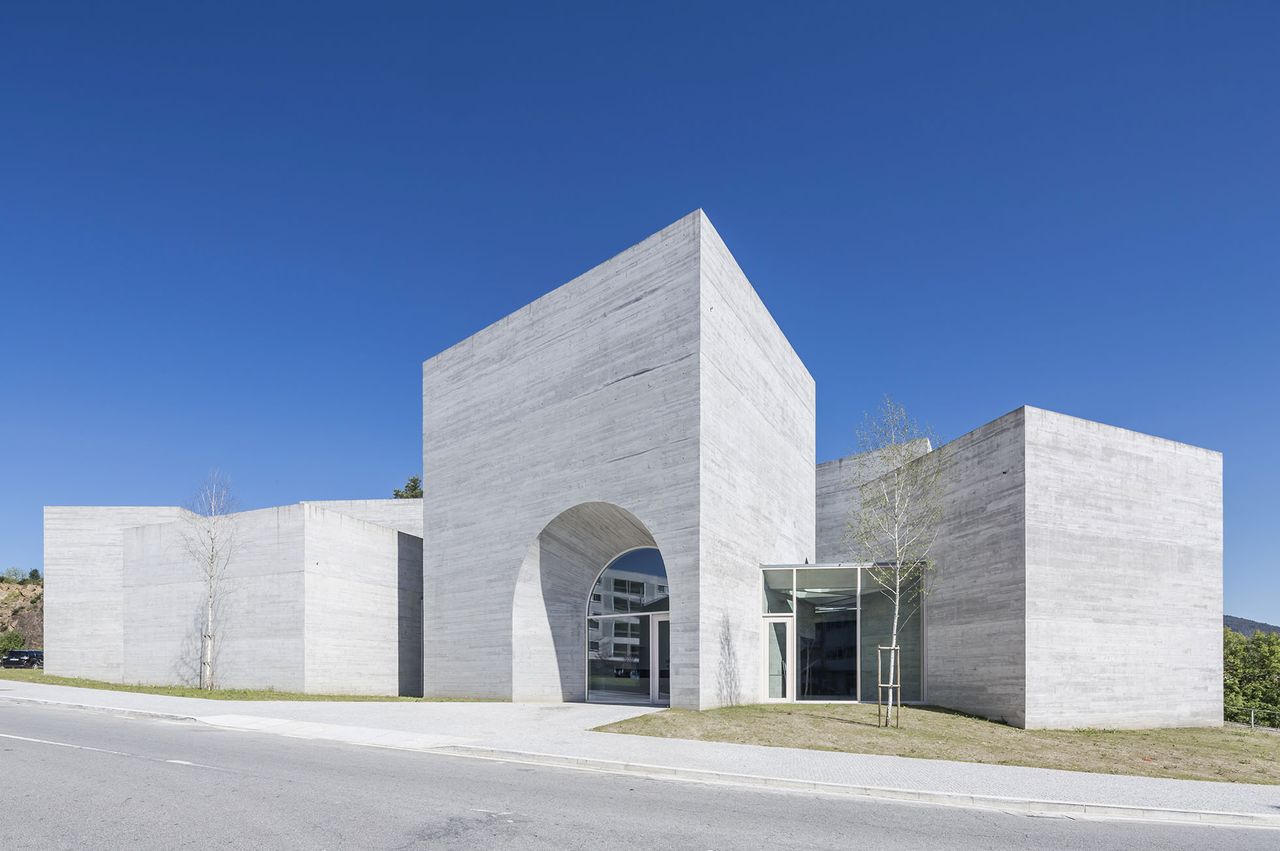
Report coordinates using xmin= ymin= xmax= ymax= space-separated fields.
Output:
xmin=3 ymin=679 xmax=1278 ymax=828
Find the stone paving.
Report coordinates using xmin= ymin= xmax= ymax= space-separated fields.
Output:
xmin=3 ymin=680 xmax=1278 ymax=822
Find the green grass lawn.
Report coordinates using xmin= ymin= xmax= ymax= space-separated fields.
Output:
xmin=0 ymin=668 xmax=469 ymax=702
xmin=597 ymin=702 xmax=1280 ymax=785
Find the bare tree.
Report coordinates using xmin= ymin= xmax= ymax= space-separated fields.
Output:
xmin=848 ymin=397 xmax=943 ymax=726
xmin=179 ymin=471 xmax=238 ymax=690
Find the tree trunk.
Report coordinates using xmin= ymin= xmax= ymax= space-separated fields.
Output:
xmin=889 ymin=597 xmax=901 ymax=718
xmin=202 ymin=590 xmax=214 ymax=690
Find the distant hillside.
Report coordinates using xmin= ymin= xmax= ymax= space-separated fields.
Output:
xmin=0 ymin=582 xmax=43 ymax=648
xmin=1225 ymin=614 xmax=1280 ymax=637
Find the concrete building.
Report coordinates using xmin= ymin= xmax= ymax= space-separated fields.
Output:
xmin=46 ymin=500 xmax=423 ymax=696
xmin=44 ymin=210 xmax=1223 ymax=727
xmin=813 ymin=407 xmax=1222 ymax=728
xmin=422 ymin=212 xmax=813 ymax=709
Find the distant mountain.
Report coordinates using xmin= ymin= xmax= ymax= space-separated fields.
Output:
xmin=1225 ymin=615 xmax=1280 ymax=637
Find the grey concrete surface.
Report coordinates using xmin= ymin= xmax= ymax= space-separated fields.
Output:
xmin=43 ymin=506 xmax=186 ymax=680
xmin=124 ymin=505 xmax=308 ymax=692
xmin=816 ymin=406 xmax=1223 ymax=728
xmin=697 ymin=213 xmax=816 ymax=707
xmin=122 ymin=503 xmax=422 ymax=695
xmin=816 ymin=413 xmax=1029 ymax=724
xmin=511 ymin=502 xmax=656 ymax=701
xmin=301 ymin=498 xmax=423 ymax=538
xmin=422 ymin=212 xmax=703 ymax=705
xmin=926 ymin=408 xmax=1031 ymax=725
xmin=422 ymin=209 xmax=813 ymax=708
xmin=815 ymin=440 xmax=932 ymax=563
xmin=49 ymin=500 xmax=423 ymax=696
xmin=1023 ymin=407 xmax=1223 ymax=728
xmin=2 ymin=703 xmax=1274 ymax=851
xmin=302 ymin=504 xmax=424 ymax=697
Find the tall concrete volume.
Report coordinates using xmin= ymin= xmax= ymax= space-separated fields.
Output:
xmin=422 ymin=210 xmax=815 ymax=708
xmin=1022 ymin=407 xmax=1222 ymax=728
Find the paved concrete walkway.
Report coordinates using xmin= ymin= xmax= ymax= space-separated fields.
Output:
xmin=3 ymin=680 xmax=1278 ymax=827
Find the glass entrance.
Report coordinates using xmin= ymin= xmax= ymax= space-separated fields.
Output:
xmin=586 ymin=548 xmax=670 ymax=705
xmin=763 ymin=617 xmax=792 ymax=701
xmin=760 ymin=565 xmax=924 ymax=704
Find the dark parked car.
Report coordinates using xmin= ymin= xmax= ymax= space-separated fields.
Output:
xmin=1 ymin=650 xmax=43 ymax=669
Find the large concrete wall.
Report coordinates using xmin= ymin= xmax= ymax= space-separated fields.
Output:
xmin=43 ymin=506 xmax=184 ymax=680
xmin=925 ymin=410 xmax=1029 ymax=726
xmin=303 ymin=504 xmax=423 ymax=696
xmin=697 ymin=215 xmax=815 ymax=705
xmin=423 ymin=210 xmax=816 ymax=708
xmin=303 ymin=499 xmax=424 ymax=538
xmin=49 ymin=499 xmax=421 ymax=695
xmin=815 ymin=440 xmax=932 ymax=563
xmin=1023 ymin=407 xmax=1223 ymax=728
xmin=123 ymin=506 xmax=307 ymax=691
xmin=119 ymin=503 xmax=422 ymax=695
xmin=816 ymin=417 xmax=1027 ymax=723
xmin=424 ymin=212 xmax=703 ymax=704
xmin=817 ymin=406 xmax=1222 ymax=729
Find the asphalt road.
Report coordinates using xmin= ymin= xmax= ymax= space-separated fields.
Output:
xmin=0 ymin=702 xmax=1274 ymax=850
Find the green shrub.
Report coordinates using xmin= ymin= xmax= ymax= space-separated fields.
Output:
xmin=0 ymin=629 xmax=25 ymax=653
xmin=1225 ymin=627 xmax=1280 ymax=716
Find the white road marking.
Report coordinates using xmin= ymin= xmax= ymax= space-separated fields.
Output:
xmin=0 ymin=731 xmax=224 ymax=771
xmin=0 ymin=731 xmax=132 ymax=757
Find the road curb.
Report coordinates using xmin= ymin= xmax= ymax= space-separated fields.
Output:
xmin=6 ymin=693 xmax=1277 ymax=830
xmin=434 ymin=745 xmax=1280 ymax=830
xmin=0 ymin=694 xmax=198 ymax=723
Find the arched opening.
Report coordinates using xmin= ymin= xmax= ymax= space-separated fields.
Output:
xmin=511 ymin=502 xmax=667 ymax=703
xmin=585 ymin=547 xmax=670 ymax=705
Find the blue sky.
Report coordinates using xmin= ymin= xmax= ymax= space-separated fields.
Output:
xmin=1 ymin=3 xmax=1276 ymax=623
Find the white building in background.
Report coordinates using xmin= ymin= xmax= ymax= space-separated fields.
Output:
xmin=45 ymin=211 xmax=1223 ymax=728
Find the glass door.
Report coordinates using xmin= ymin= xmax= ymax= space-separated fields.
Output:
xmin=653 ymin=615 xmax=670 ymax=705
xmin=762 ymin=617 xmax=793 ymax=702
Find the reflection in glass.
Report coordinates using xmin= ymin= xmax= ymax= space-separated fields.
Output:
xmin=795 ymin=568 xmax=858 ymax=700
xmin=766 ymin=621 xmax=788 ymax=699
xmin=588 ymin=548 xmax=669 ymax=616
xmin=657 ymin=618 xmax=670 ymax=703
xmin=587 ymin=548 xmax=666 ymax=704
xmin=762 ymin=569 xmax=794 ymax=614
xmin=858 ymin=577 xmax=923 ymax=702
xmin=587 ymin=615 xmax=651 ymax=699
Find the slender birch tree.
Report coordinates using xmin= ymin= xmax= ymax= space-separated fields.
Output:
xmin=179 ymin=471 xmax=238 ymax=690
xmin=848 ymin=397 xmax=944 ymax=726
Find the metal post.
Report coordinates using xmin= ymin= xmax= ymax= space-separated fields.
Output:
xmin=1250 ymin=708 xmax=1255 ymax=730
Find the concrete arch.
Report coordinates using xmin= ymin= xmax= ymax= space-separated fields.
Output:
xmin=511 ymin=502 xmax=659 ymax=701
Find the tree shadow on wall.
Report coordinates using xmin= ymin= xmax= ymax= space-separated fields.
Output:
xmin=172 ymin=591 xmax=229 ymax=689
xmin=717 ymin=614 xmax=741 ymax=707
